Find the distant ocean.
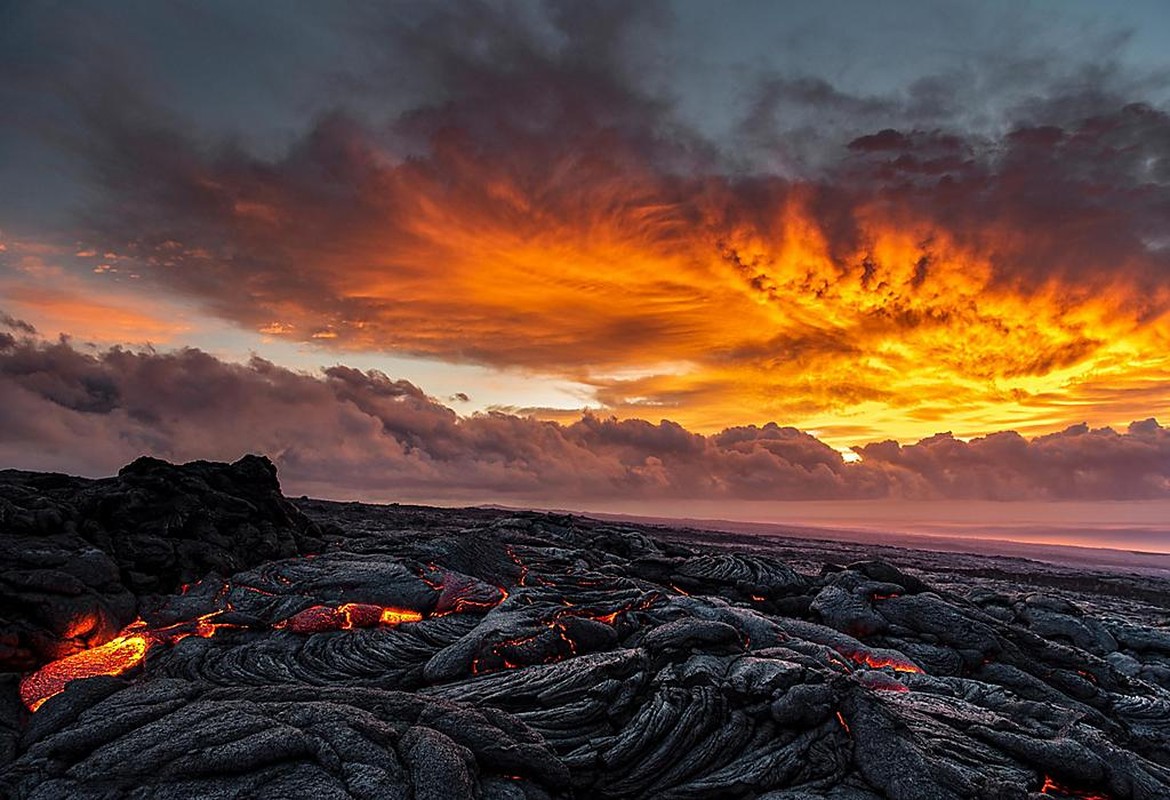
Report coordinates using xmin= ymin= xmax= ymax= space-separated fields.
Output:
xmin=529 ymin=499 xmax=1170 ymax=575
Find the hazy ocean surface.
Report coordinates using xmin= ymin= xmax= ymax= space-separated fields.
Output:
xmin=519 ymin=499 xmax=1170 ymax=575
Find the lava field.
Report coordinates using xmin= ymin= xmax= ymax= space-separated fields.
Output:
xmin=2 ymin=456 xmax=1169 ymax=799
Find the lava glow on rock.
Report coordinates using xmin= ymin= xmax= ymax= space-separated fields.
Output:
xmin=275 ymin=603 xmax=425 ymax=634
xmin=842 ymin=649 xmax=923 ymax=674
xmin=1040 ymin=775 xmax=1111 ymax=799
xmin=5 ymin=458 xmax=1169 ymax=797
xmin=18 ymin=633 xmax=150 ymax=712
xmin=17 ymin=560 xmax=517 ymax=713
xmin=17 ymin=610 xmax=248 ymax=713
xmin=19 ymin=602 xmax=430 ymax=712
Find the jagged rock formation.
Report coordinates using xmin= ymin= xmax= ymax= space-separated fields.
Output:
xmin=2 ymin=459 xmax=1169 ymax=798
xmin=0 ymin=456 xmax=326 ymax=762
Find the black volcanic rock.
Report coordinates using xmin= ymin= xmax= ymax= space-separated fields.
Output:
xmin=3 ymin=459 xmax=1170 ymax=798
xmin=9 ymin=679 xmax=569 ymax=799
xmin=0 ymin=455 xmax=326 ymax=761
xmin=95 ymin=454 xmax=326 ymax=592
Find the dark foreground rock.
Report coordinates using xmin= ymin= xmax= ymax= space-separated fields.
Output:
xmin=2 ymin=459 xmax=1169 ymax=798
xmin=0 ymin=454 xmax=326 ymax=759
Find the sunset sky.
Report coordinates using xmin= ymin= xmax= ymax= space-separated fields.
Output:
xmin=3 ymin=1 xmax=1170 ymax=519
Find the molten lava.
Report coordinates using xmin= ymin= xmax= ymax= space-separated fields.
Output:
xmin=22 ymin=558 xmax=644 ymax=712
xmin=21 ymin=600 xmax=429 ymax=711
xmin=18 ymin=608 xmax=245 ymax=713
xmin=844 ymin=650 xmax=923 ymax=673
xmin=276 ymin=603 xmax=424 ymax=634
xmin=20 ymin=632 xmax=151 ymax=712
xmin=1040 ymin=776 xmax=1110 ymax=799
xmin=506 ymin=547 xmax=530 ymax=587
xmin=418 ymin=564 xmax=510 ymax=615
xmin=60 ymin=610 xmax=106 ymax=641
xmin=154 ymin=611 xmax=243 ymax=642
xmin=22 ymin=562 xmax=520 ymax=713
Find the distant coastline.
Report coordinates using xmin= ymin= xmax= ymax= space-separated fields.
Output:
xmin=466 ymin=501 xmax=1170 ymax=576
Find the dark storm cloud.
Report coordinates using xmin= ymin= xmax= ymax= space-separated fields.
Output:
xmin=833 ymin=102 xmax=1170 ymax=295
xmin=2 ymin=335 xmax=1167 ymax=501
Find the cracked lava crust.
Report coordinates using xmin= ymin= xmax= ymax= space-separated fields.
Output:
xmin=1 ymin=456 xmax=1168 ymax=798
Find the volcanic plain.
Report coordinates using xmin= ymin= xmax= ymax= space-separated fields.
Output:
xmin=2 ymin=456 xmax=1168 ymax=799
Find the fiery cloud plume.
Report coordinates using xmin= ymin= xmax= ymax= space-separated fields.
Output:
xmin=3 ymin=2 xmax=1170 ymax=446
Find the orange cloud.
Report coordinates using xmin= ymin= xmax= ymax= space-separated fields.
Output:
xmin=70 ymin=73 xmax=1170 ymax=445
xmin=5 ymin=286 xmax=191 ymax=344
xmin=1 ymin=236 xmax=193 ymax=345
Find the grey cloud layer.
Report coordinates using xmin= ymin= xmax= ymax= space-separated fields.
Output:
xmin=2 ymin=331 xmax=1166 ymax=502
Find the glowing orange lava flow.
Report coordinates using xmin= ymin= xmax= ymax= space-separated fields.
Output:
xmin=21 ymin=561 xmax=549 ymax=712
xmin=18 ymin=611 xmax=242 ymax=713
xmin=844 ymin=650 xmax=923 ymax=673
xmin=153 ymin=611 xmax=244 ymax=642
xmin=19 ymin=631 xmax=152 ymax=712
xmin=275 ymin=603 xmax=424 ymax=634
xmin=506 ymin=547 xmax=530 ymax=587
xmin=21 ymin=601 xmax=427 ymax=711
xmin=416 ymin=564 xmax=511 ymax=615
xmin=1040 ymin=776 xmax=1110 ymax=799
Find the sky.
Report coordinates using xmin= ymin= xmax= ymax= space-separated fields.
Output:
xmin=2 ymin=0 xmax=1170 ymax=523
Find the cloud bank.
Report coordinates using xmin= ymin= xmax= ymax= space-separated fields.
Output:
xmin=3 ymin=1 xmax=1170 ymax=444
xmin=3 ymin=328 xmax=1166 ymax=502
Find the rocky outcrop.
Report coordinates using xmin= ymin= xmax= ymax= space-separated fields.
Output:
xmin=2 ymin=462 xmax=1169 ymax=798
xmin=0 ymin=456 xmax=327 ymax=762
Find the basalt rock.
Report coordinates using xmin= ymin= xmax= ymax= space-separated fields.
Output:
xmin=2 ymin=459 xmax=1169 ymax=799
xmin=0 ymin=456 xmax=327 ymax=760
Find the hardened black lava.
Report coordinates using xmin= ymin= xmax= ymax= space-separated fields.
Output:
xmin=2 ymin=457 xmax=1169 ymax=799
